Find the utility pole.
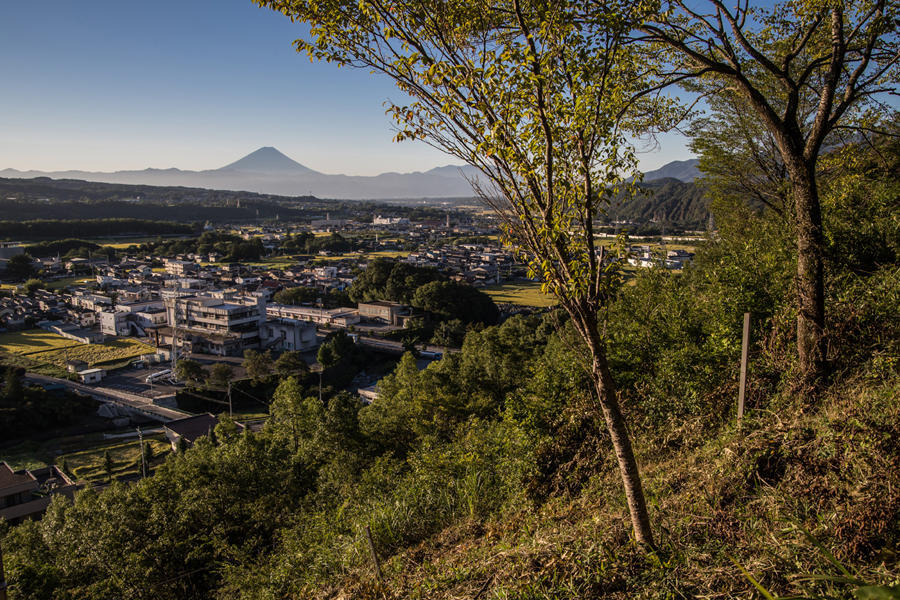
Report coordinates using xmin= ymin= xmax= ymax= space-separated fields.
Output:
xmin=318 ymin=368 xmax=323 ymax=405
xmin=170 ymin=298 xmax=180 ymax=381
xmin=137 ymin=427 xmax=147 ymax=479
xmin=0 ymin=538 xmax=7 ymax=600
xmin=227 ymin=381 xmax=233 ymax=417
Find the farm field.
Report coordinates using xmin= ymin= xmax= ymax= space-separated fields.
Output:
xmin=0 ymin=432 xmax=171 ymax=484
xmin=0 ymin=330 xmax=155 ymax=372
xmin=313 ymin=250 xmax=409 ymax=262
xmin=0 ymin=330 xmax=83 ymax=355
xmin=243 ymin=256 xmax=304 ymax=269
xmin=61 ymin=436 xmax=170 ymax=484
xmin=0 ymin=349 xmax=68 ymax=378
xmin=101 ymin=241 xmax=142 ymax=249
xmin=1 ymin=277 xmax=93 ymax=292
xmin=46 ymin=276 xmax=95 ymax=290
xmin=98 ymin=236 xmax=191 ymax=247
xmin=482 ymin=280 xmax=556 ymax=307
xmin=35 ymin=338 xmax=157 ymax=368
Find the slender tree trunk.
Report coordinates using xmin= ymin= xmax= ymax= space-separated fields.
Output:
xmin=788 ymin=159 xmax=827 ymax=387
xmin=592 ymin=355 xmax=654 ymax=546
xmin=578 ymin=324 xmax=654 ymax=547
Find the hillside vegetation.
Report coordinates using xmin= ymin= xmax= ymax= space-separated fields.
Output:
xmin=603 ymin=178 xmax=711 ymax=231
xmin=0 ymin=142 xmax=897 ymax=599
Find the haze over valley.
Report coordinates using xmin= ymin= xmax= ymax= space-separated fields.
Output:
xmin=2 ymin=146 xmax=700 ymax=200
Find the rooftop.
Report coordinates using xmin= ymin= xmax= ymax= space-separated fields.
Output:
xmin=0 ymin=461 xmax=35 ymax=490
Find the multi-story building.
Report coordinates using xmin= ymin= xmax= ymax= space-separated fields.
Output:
xmin=267 ymin=304 xmax=360 ymax=328
xmin=164 ymin=259 xmax=199 ymax=277
xmin=164 ymin=294 xmax=266 ymax=356
xmin=160 ymin=293 xmax=319 ymax=356
xmin=260 ymin=318 xmax=318 ymax=352
xmin=98 ymin=310 xmax=130 ymax=336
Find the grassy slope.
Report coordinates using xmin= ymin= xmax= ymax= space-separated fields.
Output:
xmin=0 ymin=330 xmax=84 ymax=354
xmin=329 ymin=376 xmax=899 ymax=599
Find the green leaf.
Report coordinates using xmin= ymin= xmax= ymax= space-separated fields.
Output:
xmin=729 ymin=556 xmax=777 ymax=600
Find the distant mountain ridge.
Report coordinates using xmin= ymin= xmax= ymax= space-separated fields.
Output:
xmin=1 ymin=147 xmax=699 ymax=200
xmin=641 ymin=159 xmax=701 ymax=182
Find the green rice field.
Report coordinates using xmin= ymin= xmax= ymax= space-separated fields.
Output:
xmin=0 ymin=330 xmax=155 ymax=371
xmin=482 ymin=281 xmax=556 ymax=307
xmin=0 ymin=330 xmax=84 ymax=355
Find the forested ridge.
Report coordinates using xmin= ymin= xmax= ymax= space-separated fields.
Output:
xmin=0 ymin=175 xmax=711 ymax=232
xmin=604 ymin=178 xmax=711 ymax=230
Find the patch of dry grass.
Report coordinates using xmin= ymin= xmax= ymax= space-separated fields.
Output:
xmin=325 ymin=377 xmax=900 ymax=600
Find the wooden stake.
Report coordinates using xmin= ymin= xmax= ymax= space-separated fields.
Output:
xmin=364 ymin=525 xmax=383 ymax=583
xmin=738 ymin=312 xmax=751 ymax=424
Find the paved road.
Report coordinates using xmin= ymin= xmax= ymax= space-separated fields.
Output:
xmin=25 ymin=373 xmax=191 ymax=422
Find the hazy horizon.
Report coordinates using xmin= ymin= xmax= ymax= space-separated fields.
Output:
xmin=1 ymin=0 xmax=692 ymax=178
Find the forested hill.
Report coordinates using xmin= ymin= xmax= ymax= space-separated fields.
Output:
xmin=0 ymin=177 xmax=346 ymax=228
xmin=0 ymin=176 xmax=316 ymax=207
xmin=603 ymin=177 xmax=711 ymax=231
xmin=2 ymin=175 xmax=712 ymax=231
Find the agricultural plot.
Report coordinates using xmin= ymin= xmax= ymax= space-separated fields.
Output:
xmin=0 ymin=330 xmax=83 ymax=355
xmin=34 ymin=338 xmax=156 ymax=368
xmin=60 ymin=436 xmax=170 ymax=484
xmin=0 ymin=330 xmax=155 ymax=372
xmin=482 ymin=281 xmax=556 ymax=307
xmin=100 ymin=236 xmax=188 ymax=248
xmin=1 ymin=433 xmax=171 ymax=484
xmin=244 ymin=256 xmax=304 ymax=269
xmin=0 ymin=350 xmax=68 ymax=378
xmin=314 ymin=250 xmax=409 ymax=262
xmin=45 ymin=276 xmax=95 ymax=290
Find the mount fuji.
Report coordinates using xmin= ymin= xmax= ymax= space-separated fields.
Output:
xmin=1 ymin=147 xmax=698 ymax=200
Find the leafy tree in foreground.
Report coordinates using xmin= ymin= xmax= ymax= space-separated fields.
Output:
xmin=639 ymin=0 xmax=899 ymax=387
xmin=2 ymin=367 xmax=24 ymax=405
xmin=431 ymin=318 xmax=468 ymax=348
xmin=316 ymin=331 xmax=356 ymax=370
xmin=257 ymin=0 xmax=660 ymax=545
xmin=103 ymin=450 xmax=114 ymax=481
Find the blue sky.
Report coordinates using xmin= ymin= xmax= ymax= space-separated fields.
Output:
xmin=0 ymin=0 xmax=691 ymax=176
